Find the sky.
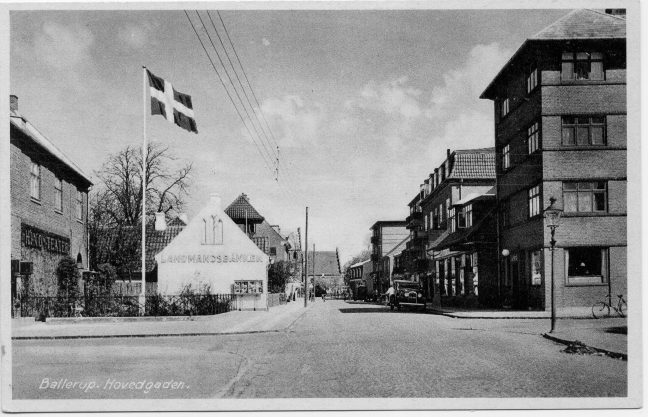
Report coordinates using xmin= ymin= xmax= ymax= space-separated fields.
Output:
xmin=10 ymin=7 xmax=569 ymax=264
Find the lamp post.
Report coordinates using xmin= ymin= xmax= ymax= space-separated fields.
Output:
xmin=543 ymin=197 xmax=563 ymax=333
xmin=501 ymin=249 xmax=510 ymax=308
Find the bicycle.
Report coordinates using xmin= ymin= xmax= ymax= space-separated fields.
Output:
xmin=591 ymin=294 xmax=626 ymax=319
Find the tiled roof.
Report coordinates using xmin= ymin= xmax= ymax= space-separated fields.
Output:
xmin=531 ymin=9 xmax=626 ymax=40
xmin=449 ymin=149 xmax=496 ymax=179
xmin=167 ymin=217 xmax=187 ymax=227
xmin=10 ymin=109 xmax=93 ymax=187
xmin=225 ymin=194 xmax=265 ymax=222
xmin=306 ymin=251 xmax=341 ymax=276
xmin=94 ymin=223 xmax=185 ymax=273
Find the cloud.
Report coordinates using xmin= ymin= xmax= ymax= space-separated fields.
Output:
xmin=33 ymin=22 xmax=94 ymax=70
xmin=426 ymin=42 xmax=512 ymax=119
xmin=118 ymin=25 xmax=148 ymax=48
xmin=349 ymin=76 xmax=423 ymax=119
xmin=262 ymin=37 xmax=270 ymax=46
xmin=260 ymin=95 xmax=325 ymax=147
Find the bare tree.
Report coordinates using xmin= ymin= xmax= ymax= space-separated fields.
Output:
xmin=89 ymin=143 xmax=193 ymax=274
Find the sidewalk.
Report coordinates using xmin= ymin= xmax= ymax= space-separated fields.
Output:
xmin=11 ymin=301 xmax=310 ymax=340
xmin=427 ymin=305 xmax=627 ymax=358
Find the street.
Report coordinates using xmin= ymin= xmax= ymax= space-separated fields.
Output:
xmin=12 ymin=300 xmax=626 ymax=399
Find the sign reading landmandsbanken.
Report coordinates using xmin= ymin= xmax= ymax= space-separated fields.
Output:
xmin=160 ymin=253 xmax=265 ymax=264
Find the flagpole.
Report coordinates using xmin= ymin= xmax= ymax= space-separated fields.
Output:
xmin=140 ymin=66 xmax=148 ymax=315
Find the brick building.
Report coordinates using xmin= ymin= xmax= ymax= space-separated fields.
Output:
xmin=369 ymin=221 xmax=409 ymax=294
xmin=480 ymin=9 xmax=626 ymax=310
xmin=10 ymin=95 xmax=93 ymax=298
xmin=401 ymin=148 xmax=496 ymax=304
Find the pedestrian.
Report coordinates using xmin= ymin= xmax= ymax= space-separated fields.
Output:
xmin=321 ymin=288 xmax=327 ymax=302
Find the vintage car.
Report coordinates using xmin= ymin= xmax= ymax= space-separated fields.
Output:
xmin=390 ymin=280 xmax=425 ymax=310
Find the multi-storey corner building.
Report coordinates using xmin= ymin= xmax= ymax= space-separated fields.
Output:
xmin=369 ymin=221 xmax=409 ymax=294
xmin=480 ymin=9 xmax=626 ymax=310
xmin=402 ymin=148 xmax=496 ymax=304
xmin=10 ymin=95 xmax=93 ymax=298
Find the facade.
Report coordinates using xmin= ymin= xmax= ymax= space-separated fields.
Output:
xmin=480 ymin=9 xmax=626 ymax=310
xmin=156 ymin=194 xmax=269 ymax=310
xmin=369 ymin=221 xmax=409 ymax=294
xmin=225 ymin=193 xmax=291 ymax=264
xmin=401 ymin=148 xmax=496 ymax=304
xmin=380 ymin=236 xmax=409 ymax=285
xmin=305 ymin=250 xmax=343 ymax=291
xmin=347 ymin=258 xmax=373 ymax=296
xmin=10 ymin=95 xmax=93 ymax=298
xmin=432 ymin=188 xmax=499 ymax=307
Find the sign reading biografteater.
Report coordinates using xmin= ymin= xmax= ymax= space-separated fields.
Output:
xmin=155 ymin=194 xmax=269 ymax=310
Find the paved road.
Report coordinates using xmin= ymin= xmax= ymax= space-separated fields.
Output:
xmin=12 ymin=300 xmax=626 ymax=399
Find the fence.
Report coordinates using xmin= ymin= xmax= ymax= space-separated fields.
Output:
xmin=12 ymin=293 xmax=237 ymax=319
xmin=267 ymin=293 xmax=287 ymax=308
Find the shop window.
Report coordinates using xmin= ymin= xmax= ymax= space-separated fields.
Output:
xmin=75 ymin=190 xmax=83 ymax=220
xmin=561 ymin=52 xmax=604 ymax=81
xmin=528 ymin=185 xmax=541 ymax=218
xmin=530 ymin=250 xmax=542 ymax=286
xmin=562 ymin=116 xmax=606 ymax=146
xmin=54 ymin=176 xmax=63 ymax=212
xmin=526 ymin=66 xmax=538 ymax=94
xmin=502 ymin=144 xmax=511 ymax=170
xmin=527 ymin=122 xmax=540 ymax=154
xmin=30 ymin=161 xmax=41 ymax=200
xmin=566 ymin=247 xmax=608 ymax=285
xmin=563 ymin=182 xmax=607 ymax=213
xmin=234 ymin=280 xmax=264 ymax=294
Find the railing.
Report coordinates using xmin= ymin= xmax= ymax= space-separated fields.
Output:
xmin=12 ymin=293 xmax=237 ymax=319
xmin=267 ymin=293 xmax=287 ymax=308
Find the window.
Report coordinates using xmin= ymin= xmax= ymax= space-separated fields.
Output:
xmin=446 ymin=198 xmax=451 ymax=221
xmin=528 ymin=185 xmax=541 ymax=218
xmin=424 ymin=214 xmax=429 ymax=231
xmin=530 ymin=250 xmax=542 ymax=286
xmin=54 ymin=177 xmax=63 ymax=212
xmin=562 ymin=116 xmax=606 ymax=146
xmin=449 ymin=207 xmax=456 ymax=232
xmin=563 ymin=182 xmax=607 ymax=213
xmin=270 ymin=247 xmax=277 ymax=256
xmin=502 ymin=144 xmax=511 ymax=170
xmin=566 ymin=247 xmax=608 ymax=285
xmin=526 ymin=66 xmax=538 ymax=93
xmin=433 ymin=208 xmax=439 ymax=230
xmin=75 ymin=190 xmax=83 ymax=220
xmin=500 ymin=97 xmax=510 ymax=117
xmin=561 ymin=52 xmax=604 ymax=81
xmin=527 ymin=122 xmax=540 ymax=154
xmin=438 ymin=203 xmax=444 ymax=223
xmin=30 ymin=161 xmax=41 ymax=200
xmin=457 ymin=205 xmax=473 ymax=229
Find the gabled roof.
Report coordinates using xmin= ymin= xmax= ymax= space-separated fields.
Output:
xmin=481 ymin=9 xmax=626 ymax=99
xmin=306 ymin=251 xmax=342 ymax=276
xmin=94 ymin=222 xmax=185 ymax=274
xmin=224 ymin=193 xmax=264 ymax=222
xmin=531 ymin=9 xmax=626 ymax=40
xmin=10 ymin=109 xmax=93 ymax=187
xmin=449 ymin=149 xmax=496 ymax=179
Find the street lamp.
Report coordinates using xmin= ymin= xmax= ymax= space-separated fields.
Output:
xmin=543 ymin=196 xmax=562 ymax=333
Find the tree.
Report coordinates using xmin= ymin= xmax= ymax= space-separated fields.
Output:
xmin=268 ymin=261 xmax=292 ymax=293
xmin=56 ymin=256 xmax=80 ymax=299
xmin=89 ymin=143 xmax=193 ymax=275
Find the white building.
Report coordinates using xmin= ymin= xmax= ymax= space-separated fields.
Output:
xmin=155 ymin=193 xmax=269 ymax=310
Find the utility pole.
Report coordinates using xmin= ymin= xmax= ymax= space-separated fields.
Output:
xmin=312 ymin=243 xmax=316 ymax=302
xmin=304 ymin=207 xmax=309 ymax=307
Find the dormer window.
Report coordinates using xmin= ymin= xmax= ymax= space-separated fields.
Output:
xmin=561 ymin=52 xmax=604 ymax=81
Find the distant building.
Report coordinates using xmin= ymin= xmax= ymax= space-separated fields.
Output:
xmin=480 ymin=9 xmax=626 ymax=310
xmin=402 ymin=148 xmax=496 ymax=304
xmin=305 ymin=250 xmax=343 ymax=290
xmin=369 ymin=221 xmax=409 ymax=294
xmin=347 ymin=258 xmax=373 ymax=296
xmin=380 ymin=236 xmax=409 ymax=284
xmin=10 ymin=95 xmax=93 ymax=299
xmin=225 ymin=193 xmax=292 ymax=264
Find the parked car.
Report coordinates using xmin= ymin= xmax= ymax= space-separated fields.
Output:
xmin=390 ymin=280 xmax=425 ymax=311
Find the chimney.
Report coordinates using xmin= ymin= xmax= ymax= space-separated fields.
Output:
xmin=10 ymin=95 xmax=18 ymax=112
xmin=210 ymin=193 xmax=222 ymax=209
xmin=155 ymin=212 xmax=167 ymax=231
xmin=178 ymin=213 xmax=189 ymax=225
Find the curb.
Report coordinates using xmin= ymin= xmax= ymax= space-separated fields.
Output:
xmin=427 ymin=309 xmax=598 ymax=320
xmin=12 ymin=305 xmax=312 ymax=341
xmin=542 ymin=333 xmax=627 ymax=361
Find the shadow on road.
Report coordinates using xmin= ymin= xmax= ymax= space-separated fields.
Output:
xmin=338 ymin=307 xmax=392 ymax=313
